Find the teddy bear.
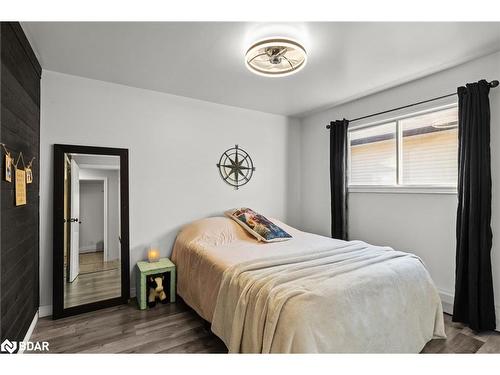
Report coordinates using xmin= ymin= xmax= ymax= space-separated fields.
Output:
xmin=147 ymin=274 xmax=168 ymax=307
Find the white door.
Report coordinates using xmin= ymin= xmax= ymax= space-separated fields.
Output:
xmin=69 ymin=159 xmax=80 ymax=282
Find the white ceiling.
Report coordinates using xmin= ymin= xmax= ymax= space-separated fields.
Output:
xmin=22 ymin=22 xmax=500 ymax=117
xmin=71 ymin=154 xmax=120 ymax=169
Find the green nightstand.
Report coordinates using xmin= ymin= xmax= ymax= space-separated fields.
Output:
xmin=136 ymin=258 xmax=176 ymax=310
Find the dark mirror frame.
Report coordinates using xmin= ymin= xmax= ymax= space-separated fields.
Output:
xmin=52 ymin=144 xmax=130 ymax=319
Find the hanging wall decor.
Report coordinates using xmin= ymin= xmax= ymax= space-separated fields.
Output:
xmin=216 ymin=144 xmax=255 ymax=190
xmin=1 ymin=143 xmax=35 ymax=205
xmin=26 ymin=167 xmax=33 ymax=184
xmin=5 ymin=152 xmax=12 ymax=182
xmin=15 ymin=168 xmax=27 ymax=206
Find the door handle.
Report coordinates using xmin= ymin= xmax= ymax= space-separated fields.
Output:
xmin=69 ymin=218 xmax=79 ymax=223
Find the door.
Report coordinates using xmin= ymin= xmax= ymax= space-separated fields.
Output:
xmin=69 ymin=159 xmax=80 ymax=282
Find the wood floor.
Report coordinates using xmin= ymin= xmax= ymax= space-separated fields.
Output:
xmin=29 ymin=299 xmax=500 ymax=353
xmin=79 ymin=251 xmax=120 ymax=274
xmin=63 ymin=268 xmax=121 ymax=308
xmin=30 ymin=299 xmax=226 ymax=353
xmin=422 ymin=313 xmax=500 ymax=353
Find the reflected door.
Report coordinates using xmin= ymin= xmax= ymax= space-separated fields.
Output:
xmin=69 ymin=159 xmax=80 ymax=282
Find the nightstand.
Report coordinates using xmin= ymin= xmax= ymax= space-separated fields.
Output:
xmin=136 ymin=258 xmax=176 ymax=310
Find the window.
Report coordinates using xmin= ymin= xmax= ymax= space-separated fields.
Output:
xmin=348 ymin=105 xmax=458 ymax=192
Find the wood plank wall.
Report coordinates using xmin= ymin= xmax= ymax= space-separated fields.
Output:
xmin=0 ymin=22 xmax=41 ymax=344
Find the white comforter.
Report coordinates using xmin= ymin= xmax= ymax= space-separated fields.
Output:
xmin=211 ymin=240 xmax=446 ymax=353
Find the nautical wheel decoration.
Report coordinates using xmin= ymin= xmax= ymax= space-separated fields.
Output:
xmin=216 ymin=145 xmax=255 ymax=190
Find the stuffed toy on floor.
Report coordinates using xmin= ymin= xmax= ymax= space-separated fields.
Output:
xmin=147 ymin=275 xmax=168 ymax=307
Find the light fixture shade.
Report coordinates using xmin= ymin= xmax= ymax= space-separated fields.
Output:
xmin=245 ymin=38 xmax=307 ymax=77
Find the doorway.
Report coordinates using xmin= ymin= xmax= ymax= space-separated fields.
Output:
xmin=79 ymin=179 xmax=117 ymax=275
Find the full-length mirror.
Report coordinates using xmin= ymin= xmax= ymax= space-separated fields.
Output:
xmin=53 ymin=145 xmax=129 ymax=319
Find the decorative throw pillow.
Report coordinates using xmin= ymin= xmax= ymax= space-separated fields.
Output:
xmin=225 ymin=208 xmax=292 ymax=242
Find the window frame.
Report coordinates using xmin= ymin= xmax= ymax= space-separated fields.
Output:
xmin=347 ymin=102 xmax=458 ymax=195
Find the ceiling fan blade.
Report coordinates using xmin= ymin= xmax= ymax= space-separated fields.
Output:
xmin=282 ymin=55 xmax=295 ymax=70
xmin=247 ymin=52 xmax=268 ymax=64
xmin=275 ymin=47 xmax=288 ymax=57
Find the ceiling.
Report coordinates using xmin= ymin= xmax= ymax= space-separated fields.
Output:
xmin=71 ymin=154 xmax=120 ymax=169
xmin=22 ymin=22 xmax=500 ymax=117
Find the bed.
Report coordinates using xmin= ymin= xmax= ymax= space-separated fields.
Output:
xmin=171 ymin=216 xmax=445 ymax=353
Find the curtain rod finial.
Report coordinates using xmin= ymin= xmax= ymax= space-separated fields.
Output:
xmin=490 ymin=80 xmax=499 ymax=88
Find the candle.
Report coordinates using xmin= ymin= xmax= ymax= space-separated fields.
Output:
xmin=148 ymin=248 xmax=160 ymax=263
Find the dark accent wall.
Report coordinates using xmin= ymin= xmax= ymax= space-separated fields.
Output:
xmin=0 ymin=22 xmax=41 ymax=344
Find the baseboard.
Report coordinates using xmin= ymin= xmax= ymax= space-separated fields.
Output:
xmin=38 ymin=305 xmax=52 ymax=318
xmin=79 ymin=247 xmax=103 ymax=253
xmin=438 ymin=289 xmax=500 ymax=332
xmin=438 ymin=289 xmax=454 ymax=315
xmin=18 ymin=311 xmax=38 ymax=354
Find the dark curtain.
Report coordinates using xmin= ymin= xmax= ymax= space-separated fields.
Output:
xmin=453 ymin=79 xmax=496 ymax=331
xmin=330 ymin=119 xmax=349 ymax=240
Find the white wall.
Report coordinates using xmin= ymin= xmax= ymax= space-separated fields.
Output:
xmin=79 ymin=167 xmax=121 ymax=261
xmin=298 ymin=51 xmax=500 ymax=325
xmin=40 ymin=71 xmax=300 ymax=310
xmin=79 ymin=180 xmax=105 ymax=252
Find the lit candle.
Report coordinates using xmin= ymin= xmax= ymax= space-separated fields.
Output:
xmin=148 ymin=248 xmax=160 ymax=263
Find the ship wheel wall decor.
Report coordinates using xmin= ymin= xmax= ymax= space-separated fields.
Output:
xmin=217 ymin=145 xmax=255 ymax=190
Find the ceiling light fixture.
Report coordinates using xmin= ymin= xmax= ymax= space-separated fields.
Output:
xmin=245 ymin=38 xmax=307 ymax=77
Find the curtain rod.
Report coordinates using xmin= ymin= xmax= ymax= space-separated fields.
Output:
xmin=325 ymin=80 xmax=499 ymax=129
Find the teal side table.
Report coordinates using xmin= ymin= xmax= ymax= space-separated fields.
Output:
xmin=136 ymin=258 xmax=176 ymax=310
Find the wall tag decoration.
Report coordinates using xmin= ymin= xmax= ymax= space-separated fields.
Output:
xmin=26 ymin=167 xmax=33 ymax=184
xmin=1 ymin=143 xmax=35 ymax=206
xmin=15 ymin=168 xmax=27 ymax=206
xmin=5 ymin=152 xmax=12 ymax=182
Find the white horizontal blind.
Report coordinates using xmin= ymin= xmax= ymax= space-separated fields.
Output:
xmin=348 ymin=105 xmax=458 ymax=188
xmin=401 ymin=107 xmax=458 ymax=185
xmin=349 ymin=122 xmax=396 ymax=185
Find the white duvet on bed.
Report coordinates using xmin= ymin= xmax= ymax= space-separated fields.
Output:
xmin=172 ymin=217 xmax=446 ymax=353
xmin=211 ymin=240 xmax=445 ymax=353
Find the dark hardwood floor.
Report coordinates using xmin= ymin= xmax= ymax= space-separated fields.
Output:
xmin=422 ymin=313 xmax=500 ymax=353
xmin=30 ymin=299 xmax=227 ymax=353
xmin=28 ymin=299 xmax=500 ymax=353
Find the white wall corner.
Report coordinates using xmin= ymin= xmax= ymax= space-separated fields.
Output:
xmin=38 ymin=305 xmax=52 ymax=318
xmin=438 ymin=289 xmax=454 ymax=315
xmin=18 ymin=310 xmax=39 ymax=354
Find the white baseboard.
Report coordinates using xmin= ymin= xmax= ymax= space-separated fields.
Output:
xmin=438 ymin=289 xmax=500 ymax=332
xmin=79 ymin=246 xmax=103 ymax=253
xmin=18 ymin=311 xmax=38 ymax=354
xmin=38 ymin=305 xmax=52 ymax=318
xmin=438 ymin=289 xmax=454 ymax=315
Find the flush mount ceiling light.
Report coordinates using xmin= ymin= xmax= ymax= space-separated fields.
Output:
xmin=245 ymin=38 xmax=307 ymax=77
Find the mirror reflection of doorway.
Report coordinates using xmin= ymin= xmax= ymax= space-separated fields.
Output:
xmin=63 ymin=153 xmax=122 ymax=309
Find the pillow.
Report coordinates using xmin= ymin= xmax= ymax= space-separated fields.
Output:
xmin=225 ymin=208 xmax=292 ymax=243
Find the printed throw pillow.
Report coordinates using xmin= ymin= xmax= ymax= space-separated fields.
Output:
xmin=225 ymin=208 xmax=292 ymax=243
